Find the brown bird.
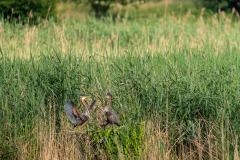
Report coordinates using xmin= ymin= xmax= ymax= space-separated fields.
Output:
xmin=64 ymin=95 xmax=96 ymax=128
xmin=102 ymin=93 xmax=121 ymax=127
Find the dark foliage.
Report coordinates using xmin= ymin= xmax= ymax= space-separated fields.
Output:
xmin=195 ymin=0 xmax=240 ymax=13
xmin=70 ymin=0 xmax=148 ymax=17
xmin=0 ymin=0 xmax=57 ymax=22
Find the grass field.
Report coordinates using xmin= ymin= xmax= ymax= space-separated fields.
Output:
xmin=0 ymin=7 xmax=240 ymax=159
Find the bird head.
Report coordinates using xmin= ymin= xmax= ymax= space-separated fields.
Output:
xmin=80 ymin=95 xmax=90 ymax=100
xmin=105 ymin=92 xmax=112 ymax=98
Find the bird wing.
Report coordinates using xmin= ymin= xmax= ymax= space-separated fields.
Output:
xmin=88 ymin=100 xmax=96 ymax=110
xmin=75 ymin=115 xmax=88 ymax=127
xmin=106 ymin=111 xmax=114 ymax=124
xmin=107 ymin=111 xmax=121 ymax=126
xmin=113 ymin=113 xmax=121 ymax=126
xmin=64 ymin=101 xmax=81 ymax=124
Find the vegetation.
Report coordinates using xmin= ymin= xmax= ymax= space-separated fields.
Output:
xmin=195 ymin=0 xmax=240 ymax=13
xmin=0 ymin=0 xmax=57 ymax=22
xmin=67 ymin=0 xmax=149 ymax=17
xmin=0 ymin=5 xmax=240 ymax=159
xmin=56 ymin=1 xmax=207 ymax=20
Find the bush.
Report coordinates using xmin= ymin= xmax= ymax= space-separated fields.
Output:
xmin=71 ymin=0 xmax=148 ymax=17
xmin=0 ymin=0 xmax=57 ymax=22
xmin=195 ymin=0 xmax=240 ymax=13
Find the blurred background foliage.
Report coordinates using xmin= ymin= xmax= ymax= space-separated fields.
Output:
xmin=194 ymin=0 xmax=240 ymax=13
xmin=0 ymin=0 xmax=239 ymax=22
xmin=67 ymin=0 xmax=149 ymax=17
xmin=0 ymin=0 xmax=57 ymax=22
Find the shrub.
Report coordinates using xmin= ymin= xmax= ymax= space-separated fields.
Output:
xmin=71 ymin=0 xmax=149 ymax=17
xmin=0 ymin=0 xmax=57 ymax=22
xmin=194 ymin=0 xmax=240 ymax=13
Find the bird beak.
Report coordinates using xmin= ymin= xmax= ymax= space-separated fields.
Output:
xmin=81 ymin=96 xmax=91 ymax=100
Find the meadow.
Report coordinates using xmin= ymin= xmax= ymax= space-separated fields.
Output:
xmin=0 ymin=7 xmax=240 ymax=159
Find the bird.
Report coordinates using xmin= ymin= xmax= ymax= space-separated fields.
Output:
xmin=64 ymin=95 xmax=96 ymax=129
xmin=101 ymin=93 xmax=121 ymax=127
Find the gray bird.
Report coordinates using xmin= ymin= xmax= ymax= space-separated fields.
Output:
xmin=101 ymin=93 xmax=121 ymax=127
xmin=64 ymin=95 xmax=96 ymax=129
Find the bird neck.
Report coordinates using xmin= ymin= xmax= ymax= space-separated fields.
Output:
xmin=104 ymin=95 xmax=112 ymax=111
xmin=80 ymin=98 xmax=88 ymax=112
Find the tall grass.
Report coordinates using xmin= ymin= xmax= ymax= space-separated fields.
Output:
xmin=0 ymin=10 xmax=240 ymax=159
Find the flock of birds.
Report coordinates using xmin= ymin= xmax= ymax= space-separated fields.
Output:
xmin=64 ymin=93 xmax=121 ymax=129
